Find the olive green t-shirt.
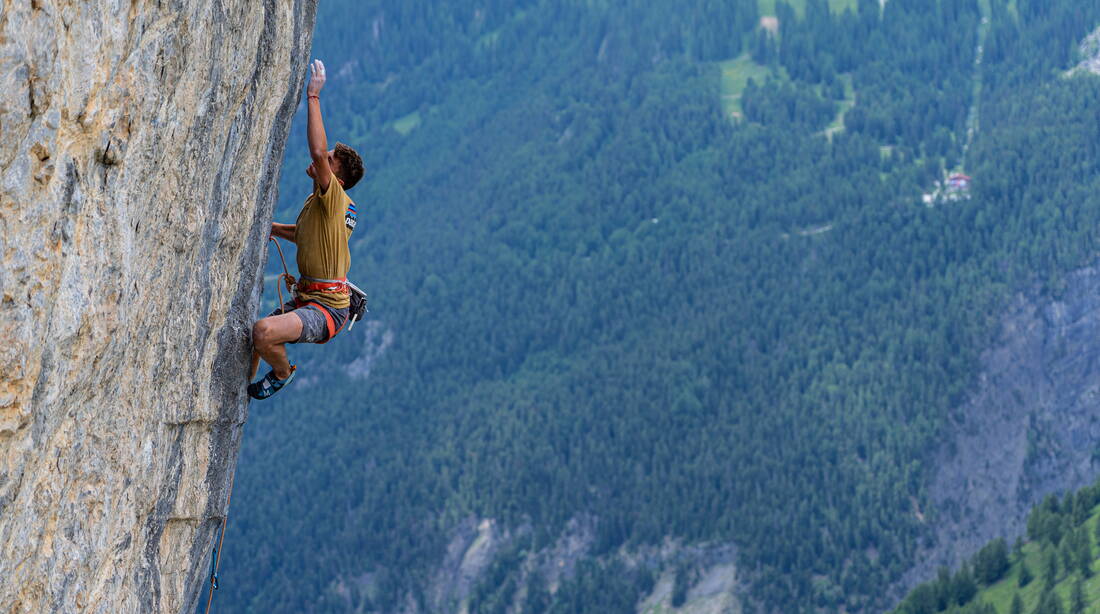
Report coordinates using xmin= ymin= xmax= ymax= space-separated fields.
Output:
xmin=295 ymin=172 xmax=353 ymax=309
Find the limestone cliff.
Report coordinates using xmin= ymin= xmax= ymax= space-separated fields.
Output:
xmin=0 ymin=1 xmax=315 ymax=612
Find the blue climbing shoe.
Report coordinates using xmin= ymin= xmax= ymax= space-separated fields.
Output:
xmin=247 ymin=366 xmax=296 ymax=400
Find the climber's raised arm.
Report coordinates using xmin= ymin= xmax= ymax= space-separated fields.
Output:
xmin=305 ymin=59 xmax=334 ymax=194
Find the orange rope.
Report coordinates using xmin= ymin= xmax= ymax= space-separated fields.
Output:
xmin=269 ymin=237 xmax=296 ymax=314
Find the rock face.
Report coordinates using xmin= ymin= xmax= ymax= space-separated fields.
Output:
xmin=0 ymin=1 xmax=315 ymax=613
xmin=1070 ymin=26 xmax=1100 ymax=76
xmin=893 ymin=264 xmax=1100 ymax=603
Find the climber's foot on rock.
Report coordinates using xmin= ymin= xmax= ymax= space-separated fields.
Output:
xmin=247 ymin=366 xmax=296 ymax=400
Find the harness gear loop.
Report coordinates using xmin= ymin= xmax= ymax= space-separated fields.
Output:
xmin=346 ymin=280 xmax=369 ymax=331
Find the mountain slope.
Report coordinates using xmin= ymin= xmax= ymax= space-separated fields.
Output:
xmin=895 ymin=480 xmax=1100 ymax=614
xmin=219 ymin=1 xmax=1100 ymax=612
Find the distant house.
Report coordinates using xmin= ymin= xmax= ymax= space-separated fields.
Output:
xmin=759 ymin=16 xmax=779 ymax=36
xmin=947 ymin=173 xmax=971 ymax=191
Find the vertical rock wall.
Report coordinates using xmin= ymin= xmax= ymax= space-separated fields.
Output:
xmin=0 ymin=1 xmax=316 ymax=612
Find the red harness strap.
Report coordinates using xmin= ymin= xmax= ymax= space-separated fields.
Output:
xmin=296 ymin=276 xmax=348 ymax=294
xmin=293 ymin=276 xmax=349 ymax=343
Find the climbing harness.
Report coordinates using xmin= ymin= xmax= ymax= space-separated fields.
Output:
xmin=203 ymin=469 xmax=235 ymax=614
xmin=297 ymin=274 xmax=349 ymax=295
xmin=268 ymin=237 xmax=366 ymax=343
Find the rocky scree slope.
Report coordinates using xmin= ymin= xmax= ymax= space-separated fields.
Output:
xmin=892 ymin=262 xmax=1100 ymax=605
xmin=0 ymin=1 xmax=314 ymax=613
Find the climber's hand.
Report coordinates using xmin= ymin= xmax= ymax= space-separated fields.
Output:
xmin=307 ymin=59 xmax=326 ymax=96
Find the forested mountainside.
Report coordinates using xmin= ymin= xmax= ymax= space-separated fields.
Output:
xmin=895 ymin=479 xmax=1100 ymax=614
xmin=218 ymin=1 xmax=1100 ymax=612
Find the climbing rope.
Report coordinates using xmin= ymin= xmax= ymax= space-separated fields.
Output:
xmin=204 ymin=468 xmax=236 ymax=614
xmin=203 ymin=238 xmax=297 ymax=612
xmin=269 ymin=236 xmax=296 ymax=315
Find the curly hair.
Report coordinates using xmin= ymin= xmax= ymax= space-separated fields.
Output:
xmin=333 ymin=142 xmax=365 ymax=189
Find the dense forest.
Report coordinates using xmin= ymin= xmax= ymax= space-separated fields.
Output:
xmin=212 ymin=1 xmax=1100 ymax=612
xmin=895 ymin=479 xmax=1100 ymax=614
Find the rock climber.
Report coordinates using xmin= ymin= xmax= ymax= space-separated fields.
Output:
xmin=247 ymin=58 xmax=365 ymax=400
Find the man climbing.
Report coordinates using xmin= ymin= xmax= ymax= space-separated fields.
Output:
xmin=247 ymin=58 xmax=365 ymax=400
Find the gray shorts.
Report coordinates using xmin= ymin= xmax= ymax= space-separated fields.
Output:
xmin=268 ymin=299 xmax=350 ymax=344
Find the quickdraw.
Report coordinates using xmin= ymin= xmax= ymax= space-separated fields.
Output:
xmin=203 ymin=469 xmax=235 ymax=614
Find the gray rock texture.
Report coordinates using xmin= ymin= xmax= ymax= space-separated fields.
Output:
xmin=1070 ymin=26 xmax=1100 ymax=76
xmin=0 ymin=1 xmax=315 ymax=612
xmin=894 ymin=264 xmax=1100 ymax=603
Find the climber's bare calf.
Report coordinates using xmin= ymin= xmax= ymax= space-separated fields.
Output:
xmin=251 ymin=312 xmax=302 ymax=380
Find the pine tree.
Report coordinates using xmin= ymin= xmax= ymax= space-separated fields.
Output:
xmin=952 ymin=564 xmax=977 ymax=605
xmin=1050 ymin=590 xmax=1066 ymax=614
xmin=524 ymin=572 xmax=550 ymax=614
xmin=1070 ymin=577 xmax=1086 ymax=614
xmin=1018 ymin=560 xmax=1033 ymax=587
xmin=1009 ymin=593 xmax=1024 ymax=614
xmin=975 ymin=538 xmax=1010 ymax=584
xmin=1060 ymin=536 xmax=1075 ymax=575
xmin=1044 ymin=549 xmax=1060 ymax=588
xmin=1033 ymin=588 xmax=1066 ymax=614
xmin=1075 ymin=529 xmax=1092 ymax=578
xmin=671 ymin=564 xmax=689 ymax=608
xmin=1072 ymin=492 xmax=1090 ymax=526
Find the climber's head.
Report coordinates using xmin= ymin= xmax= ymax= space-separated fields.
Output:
xmin=307 ymin=142 xmax=365 ymax=189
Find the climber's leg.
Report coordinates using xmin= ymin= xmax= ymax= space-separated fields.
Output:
xmin=251 ymin=312 xmax=302 ymax=380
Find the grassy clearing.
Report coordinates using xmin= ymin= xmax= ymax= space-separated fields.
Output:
xmin=477 ymin=31 xmax=501 ymax=49
xmin=962 ymin=508 xmax=1100 ymax=613
xmin=719 ymin=53 xmax=778 ymax=118
xmin=476 ymin=8 xmax=527 ymax=50
xmin=758 ymin=0 xmax=859 ymax=17
xmin=963 ymin=0 xmax=992 ymax=161
xmin=392 ymin=111 xmax=422 ymax=135
xmin=822 ymin=73 xmax=855 ymax=137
